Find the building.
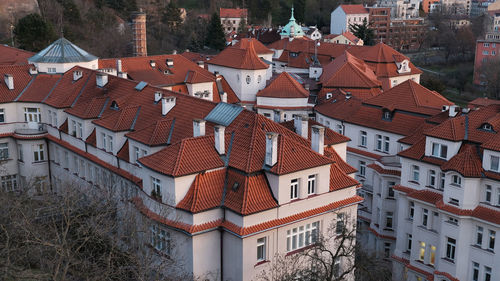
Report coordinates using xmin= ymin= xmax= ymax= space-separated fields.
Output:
xmin=422 ymin=0 xmax=441 ymax=13
xmin=393 ymin=104 xmax=500 ymax=281
xmin=368 ymin=7 xmax=392 ymax=43
xmin=220 ymin=8 xmax=248 ymax=34
xmin=279 ymin=8 xmax=306 ymax=39
xmin=471 ymin=0 xmax=494 ymax=17
xmin=131 ymin=11 xmax=147 ymax=57
xmin=0 ymin=38 xmax=362 ymax=281
xmin=323 ymin=31 xmax=364 ymax=46
xmin=377 ymin=0 xmax=420 ymax=18
xmin=440 ymin=0 xmax=472 ymax=15
xmin=473 ymin=37 xmax=500 ymax=85
xmin=330 ymin=5 xmax=370 ymax=35
xmin=315 ymin=80 xmax=453 ymax=261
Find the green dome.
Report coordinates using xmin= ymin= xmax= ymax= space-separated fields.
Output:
xmin=280 ymin=8 xmax=304 ymax=38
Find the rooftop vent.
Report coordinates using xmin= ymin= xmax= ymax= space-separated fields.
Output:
xmin=96 ymin=72 xmax=108 ymax=87
xmin=166 ymin=58 xmax=174 ymax=67
xmin=73 ymin=70 xmax=83 ymax=81
xmin=150 ymin=60 xmax=156 ymax=68
xmin=154 ymin=91 xmax=163 ymax=103
xmin=161 ymin=96 xmax=176 ymax=116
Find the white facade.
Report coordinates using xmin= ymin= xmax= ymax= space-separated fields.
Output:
xmin=330 ymin=6 xmax=369 ymax=35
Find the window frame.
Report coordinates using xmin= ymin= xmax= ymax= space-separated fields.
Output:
xmin=257 ymin=237 xmax=266 ymax=261
xmin=445 ymin=237 xmax=456 ymax=261
xmin=290 ymin=179 xmax=299 ymax=200
xmin=307 ymin=175 xmax=316 ymax=195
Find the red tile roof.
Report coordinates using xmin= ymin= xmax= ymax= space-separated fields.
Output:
xmin=220 ymin=8 xmax=248 ymax=18
xmin=280 ymin=119 xmax=351 ymax=145
xmin=0 ymin=65 xmax=34 ymax=103
xmin=0 ymin=45 xmax=34 ymax=65
xmin=44 ymin=67 xmax=94 ymax=108
xmin=347 ymin=146 xmax=382 ymax=160
xmin=340 ymin=4 xmax=369 ymax=14
xmin=16 ymin=74 xmax=61 ymax=102
xmin=177 ymin=168 xmax=226 ymax=213
xmin=324 ymin=146 xmax=357 ymax=174
xmin=208 ymin=43 xmax=269 ymax=70
xmin=232 ymin=38 xmax=273 ymax=55
xmin=317 ymin=88 xmax=382 ymax=103
xmin=441 ymin=144 xmax=483 ymax=177
xmin=126 ymin=119 xmax=175 ymax=146
xmin=117 ymin=139 xmax=129 ymax=161
xmin=257 ymin=72 xmax=309 ymax=98
xmin=468 ymin=97 xmax=500 ymax=109
xmin=368 ymin=163 xmax=401 ymax=176
xmin=329 ymin=163 xmax=359 ymax=191
xmin=93 ymin=105 xmax=141 ymax=132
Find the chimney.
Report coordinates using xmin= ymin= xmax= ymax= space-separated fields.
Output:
xmin=311 ymin=125 xmax=325 ymax=155
xmin=345 ymin=92 xmax=352 ymax=100
xmin=117 ymin=72 xmax=127 ymax=79
xmin=193 ymin=119 xmax=206 ymax=137
xmin=150 ymin=60 xmax=156 ymax=68
xmin=265 ymin=132 xmax=278 ymax=166
xmin=442 ymin=105 xmax=450 ymax=112
xmin=154 ymin=91 xmax=162 ymax=103
xmin=197 ymin=61 xmax=204 ymax=68
xmin=166 ymin=58 xmax=174 ymax=67
xmin=73 ymin=70 xmax=83 ymax=81
xmin=220 ymin=92 xmax=227 ymax=103
xmin=449 ymin=105 xmax=459 ymax=117
xmin=29 ymin=67 xmax=38 ymax=75
xmin=214 ymin=125 xmax=225 ymax=155
xmin=116 ymin=59 xmax=123 ymax=73
xmin=294 ymin=115 xmax=308 ymax=139
xmin=96 ymin=72 xmax=108 ymax=87
xmin=4 ymin=74 xmax=13 ymax=90
xmin=161 ymin=96 xmax=176 ymax=115
xmin=131 ymin=11 xmax=147 ymax=57
xmin=273 ymin=109 xmax=282 ymax=123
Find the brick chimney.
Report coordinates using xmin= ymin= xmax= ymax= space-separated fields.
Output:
xmin=131 ymin=11 xmax=147 ymax=57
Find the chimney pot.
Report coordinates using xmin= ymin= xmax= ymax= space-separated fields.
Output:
xmin=96 ymin=72 xmax=108 ymax=87
xmin=116 ymin=59 xmax=122 ymax=73
xmin=273 ymin=109 xmax=282 ymax=123
xmin=220 ymin=92 xmax=227 ymax=103
xmin=193 ymin=119 xmax=206 ymax=137
xmin=154 ymin=91 xmax=163 ymax=103
xmin=197 ymin=61 xmax=205 ymax=68
xmin=311 ymin=125 xmax=325 ymax=155
xmin=4 ymin=74 xmax=13 ymax=90
xmin=73 ymin=70 xmax=83 ymax=81
xmin=117 ymin=71 xmax=127 ymax=79
xmin=265 ymin=132 xmax=278 ymax=166
xmin=161 ymin=96 xmax=176 ymax=115
xmin=214 ymin=125 xmax=225 ymax=154
xmin=294 ymin=115 xmax=308 ymax=139
xmin=166 ymin=58 xmax=174 ymax=67
xmin=449 ymin=105 xmax=459 ymax=117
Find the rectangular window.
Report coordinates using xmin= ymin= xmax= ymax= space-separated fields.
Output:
xmin=290 ymin=179 xmax=298 ymax=200
xmin=407 ymin=234 xmax=412 ymax=251
xmin=0 ymin=143 xmax=8 ymax=159
xmin=77 ymin=122 xmax=83 ymax=138
xmin=484 ymin=43 xmax=490 ymax=47
xmin=0 ymin=108 xmax=5 ymax=123
xmin=383 ymin=136 xmax=390 ymax=153
xmin=150 ymin=224 xmax=170 ymax=254
xmin=376 ymin=135 xmax=382 ymax=151
xmin=336 ymin=124 xmax=343 ymax=135
xmin=286 ymin=221 xmax=319 ymax=251
xmin=452 ymin=175 xmax=462 ymax=186
xmin=108 ymin=135 xmax=113 ymax=152
xmin=484 ymin=266 xmax=492 ymax=281
xmin=387 ymin=181 xmax=395 ymax=198
xmin=439 ymin=172 xmax=446 ymax=190
xmin=472 ymin=262 xmax=479 ymax=281
xmin=101 ymin=133 xmax=106 ymax=149
xmin=359 ymin=161 xmax=366 ymax=177
xmin=386 ymin=212 xmax=393 ymax=229
xmin=491 ymin=156 xmax=499 ymax=171
xmin=1 ymin=175 xmax=18 ymax=192
xmin=384 ymin=242 xmax=391 ymax=258
xmin=431 ymin=143 xmax=448 ymax=159
xmin=476 ymin=226 xmax=483 ymax=246
xmin=33 ymin=144 xmax=44 ymax=162
xmin=152 ymin=177 xmax=161 ymax=195
xmin=486 ymin=185 xmax=492 ymax=203
xmin=134 ymin=146 xmax=140 ymax=163
xmin=412 ymin=165 xmax=420 ymax=182
xmin=419 ymin=241 xmax=426 ymax=261
xmin=307 ymin=175 xmax=316 ymax=195
xmin=360 ymin=131 xmax=367 ymax=147
xmin=483 ymin=50 xmax=489 ymax=55
xmin=446 ymin=237 xmax=456 ymax=261
xmin=449 ymin=198 xmax=459 ymax=206
xmin=18 ymin=144 xmax=23 ymax=162
xmin=336 ymin=213 xmax=345 ymax=234
xmin=71 ymin=120 xmax=77 ymax=136
xmin=257 ymin=237 xmax=266 ymax=261
xmin=24 ymin=108 xmax=41 ymax=123
xmin=430 ymin=245 xmax=436 ymax=265
xmin=488 ymin=230 xmax=495 ymax=250
xmin=409 ymin=202 xmax=414 ymax=220
xmin=428 ymin=170 xmax=436 ymax=187
xmin=422 ymin=208 xmax=428 ymax=227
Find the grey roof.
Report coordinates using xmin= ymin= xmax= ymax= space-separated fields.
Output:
xmin=205 ymin=102 xmax=243 ymax=126
xmin=29 ymin=37 xmax=98 ymax=63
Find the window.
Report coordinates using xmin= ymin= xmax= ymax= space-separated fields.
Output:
xmin=307 ymin=175 xmax=316 ymax=195
xmin=491 ymin=156 xmax=499 ymax=171
xmin=24 ymin=108 xmax=41 ymax=123
xmin=484 ymin=266 xmax=492 ymax=281
xmin=152 ymin=177 xmax=161 ymax=198
xmin=439 ymin=172 xmax=445 ymax=190
xmin=376 ymin=135 xmax=382 ymax=151
xmin=449 ymin=198 xmax=459 ymax=206
xmin=336 ymin=124 xmax=343 ymax=135
xmin=446 ymin=237 xmax=456 ymax=261
xmin=476 ymin=226 xmax=484 ymax=246
xmin=412 ymin=165 xmax=420 ymax=182
xmin=488 ymin=230 xmax=495 ymax=250
xmin=430 ymin=245 xmax=436 ymax=265
xmin=486 ymin=185 xmax=492 ymax=203
xmin=286 ymin=221 xmax=319 ymax=251
xmin=257 ymin=237 xmax=266 ymax=261
xmin=419 ymin=241 xmax=426 ymax=261
xmin=451 ymin=175 xmax=462 ymax=186
xmin=407 ymin=234 xmax=412 ymax=251
xmin=472 ymin=262 xmax=479 ymax=281
xmin=386 ymin=212 xmax=393 ymax=229
xmin=383 ymin=111 xmax=391 ymax=120
xmin=484 ymin=43 xmax=490 ymax=47
xmin=108 ymin=135 xmax=113 ymax=152
xmin=150 ymin=224 xmax=170 ymax=254
xmin=387 ymin=181 xmax=395 ymax=198
xmin=483 ymin=50 xmax=489 ymax=55
xmin=432 ymin=143 xmax=448 ymax=159
xmin=360 ymin=131 xmax=367 ymax=147
xmin=33 ymin=144 xmax=44 ymax=162
xmin=359 ymin=161 xmax=366 ymax=177
xmin=18 ymin=144 xmax=23 ymax=162
xmin=498 ymin=187 xmax=500 ymax=206
xmin=290 ymin=179 xmax=298 ymax=200
xmin=246 ymin=75 xmax=251 ymax=84
xmin=383 ymin=136 xmax=390 ymax=153
xmin=409 ymin=202 xmax=414 ymax=220
xmin=428 ymin=170 xmax=436 ymax=187
xmin=0 ymin=109 xmax=4 ymax=123
xmin=422 ymin=208 xmax=429 ymax=227
xmin=384 ymin=242 xmax=391 ymax=258
xmin=1 ymin=175 xmax=18 ymax=191
xmin=0 ymin=143 xmax=8 ymax=160
xmin=134 ymin=146 xmax=140 ymax=163
xmin=257 ymin=75 xmax=262 ymax=84
xmin=336 ymin=213 xmax=345 ymax=234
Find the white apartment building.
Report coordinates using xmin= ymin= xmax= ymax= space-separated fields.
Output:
xmin=393 ymin=104 xmax=500 ymax=281
xmin=220 ymin=8 xmax=248 ymax=34
xmin=330 ymin=5 xmax=370 ymax=35
xmin=0 ymin=39 xmax=362 ymax=281
xmin=377 ymin=0 xmax=421 ymax=18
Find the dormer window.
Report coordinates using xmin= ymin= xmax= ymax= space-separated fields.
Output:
xmin=491 ymin=155 xmax=499 ymax=172
xmin=326 ymin=92 xmax=333 ymax=100
xmin=110 ymin=101 xmax=119 ymax=110
xmin=232 ymin=182 xmax=239 ymax=191
xmin=382 ymin=110 xmax=392 ymax=120
xmin=481 ymin=123 xmax=493 ymax=131
xmin=451 ymin=175 xmax=462 ymax=186
xmin=290 ymin=52 xmax=299 ymax=58
xmin=431 ymin=143 xmax=447 ymax=159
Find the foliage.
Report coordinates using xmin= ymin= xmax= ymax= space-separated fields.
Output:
xmin=239 ymin=16 xmax=248 ymax=33
xmin=421 ymin=74 xmax=446 ymax=93
xmin=163 ymin=2 xmax=183 ymax=30
xmin=350 ymin=18 xmax=375 ymax=46
xmin=13 ymin=13 xmax=57 ymax=52
xmin=206 ymin=12 xmax=226 ymax=50
xmin=56 ymin=0 xmax=81 ymax=24
xmin=478 ymin=57 xmax=500 ymax=99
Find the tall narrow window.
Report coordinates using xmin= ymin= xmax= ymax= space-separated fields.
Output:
xmin=18 ymin=144 xmax=23 ymax=162
xmin=376 ymin=135 xmax=382 ymax=151
xmin=0 ymin=108 xmax=5 ymax=123
xmin=472 ymin=262 xmax=479 ymax=281
xmin=412 ymin=165 xmax=420 ymax=182
xmin=419 ymin=241 xmax=426 ymax=261
xmin=150 ymin=225 xmax=170 ymax=254
xmin=307 ymin=175 xmax=316 ymax=195
xmin=491 ymin=155 xmax=499 ymax=171
xmin=387 ymin=181 xmax=395 ymax=198
xmin=407 ymin=234 xmax=412 ymax=251
xmin=488 ymin=230 xmax=496 ymax=250
xmin=422 ymin=208 xmax=428 ymax=227
xmin=439 ymin=172 xmax=445 ymax=190
xmin=429 ymin=245 xmax=436 ymax=265
xmin=359 ymin=161 xmax=366 ymax=176
xmin=360 ymin=131 xmax=367 ymax=147
xmin=428 ymin=170 xmax=436 ymax=187
xmin=257 ymin=237 xmax=266 ymax=261
xmin=484 ymin=266 xmax=492 ymax=281
xmin=384 ymin=242 xmax=391 ymax=258
xmin=134 ymin=146 xmax=140 ymax=163
xmin=383 ymin=136 xmax=390 ymax=152
xmin=386 ymin=212 xmax=393 ymax=229
xmin=446 ymin=237 xmax=456 ymax=261
xmin=486 ymin=185 xmax=492 ymax=203
xmin=0 ymin=143 xmax=8 ymax=160
xmin=476 ymin=226 xmax=483 ymax=246
xmin=33 ymin=144 xmax=44 ymax=162
xmin=152 ymin=177 xmax=161 ymax=199
xmin=336 ymin=213 xmax=345 ymax=234
xmin=290 ymin=179 xmax=298 ymax=200
xmin=409 ymin=202 xmax=414 ymax=220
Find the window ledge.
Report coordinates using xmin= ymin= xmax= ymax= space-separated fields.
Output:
xmin=254 ymin=260 xmax=270 ymax=267
xmin=441 ymin=257 xmax=455 ymax=264
xmin=285 ymin=244 xmax=315 ymax=257
xmin=33 ymin=160 xmax=48 ymax=164
xmin=471 ymin=244 xmax=495 ymax=254
xmin=408 ymin=181 xmax=420 ymax=185
xmin=385 ymin=197 xmax=395 ymax=200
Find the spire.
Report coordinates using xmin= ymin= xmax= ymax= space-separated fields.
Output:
xmin=290 ymin=6 xmax=295 ymax=21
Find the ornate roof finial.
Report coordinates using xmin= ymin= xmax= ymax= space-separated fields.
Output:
xmin=290 ymin=6 xmax=295 ymax=21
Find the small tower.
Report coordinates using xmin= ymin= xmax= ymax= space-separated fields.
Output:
xmin=131 ymin=11 xmax=147 ymax=57
xmin=280 ymin=7 xmax=305 ymax=40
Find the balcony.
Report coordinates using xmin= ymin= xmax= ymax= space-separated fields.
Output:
xmin=14 ymin=123 xmax=47 ymax=137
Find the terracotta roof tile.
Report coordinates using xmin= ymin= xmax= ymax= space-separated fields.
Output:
xmin=93 ymin=105 xmax=141 ymax=132
xmin=340 ymin=4 xmax=369 ymax=14
xmin=347 ymin=146 xmax=382 ymax=160
xmin=126 ymin=119 xmax=174 ymax=146
xmin=441 ymin=144 xmax=483 ymax=177
xmin=232 ymin=38 xmax=273 ymax=55
xmin=368 ymin=163 xmax=401 ymax=176
xmin=280 ymin=119 xmax=351 ymax=145
xmin=16 ymin=74 xmax=61 ymax=102
xmin=0 ymin=45 xmax=33 ymax=65
xmin=329 ymin=163 xmax=359 ymax=191
xmin=177 ymin=168 xmax=226 ymax=213
xmin=220 ymin=8 xmax=248 ymax=18
xmin=324 ymin=146 xmax=357 ymax=174
xmin=44 ymin=67 xmax=94 ymax=108
xmin=208 ymin=43 xmax=268 ymax=70
xmin=257 ymin=72 xmax=309 ymax=98
xmin=117 ymin=139 xmax=130 ymax=161
xmin=0 ymin=65 xmax=34 ymax=103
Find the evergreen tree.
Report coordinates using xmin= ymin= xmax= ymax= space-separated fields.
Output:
xmin=206 ymin=13 xmax=226 ymax=50
xmin=293 ymin=0 xmax=306 ymax=23
xmin=14 ymin=13 xmax=57 ymax=52
xmin=238 ymin=16 xmax=247 ymax=33
xmin=163 ymin=1 xmax=182 ymax=30
xmin=350 ymin=18 xmax=375 ymax=46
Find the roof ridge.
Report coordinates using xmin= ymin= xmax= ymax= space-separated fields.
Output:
xmin=172 ymin=139 xmax=186 ymax=176
xmin=240 ymin=175 xmax=251 ymax=214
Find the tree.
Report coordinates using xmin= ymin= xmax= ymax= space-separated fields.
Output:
xmin=163 ymin=1 xmax=182 ymax=30
xmin=14 ymin=13 xmax=57 ymax=52
xmin=238 ymin=16 xmax=248 ymax=33
xmin=478 ymin=57 xmax=500 ymax=99
xmin=206 ymin=12 xmax=226 ymax=50
xmin=293 ymin=0 xmax=306 ymax=24
xmin=256 ymin=213 xmax=391 ymax=281
xmin=350 ymin=18 xmax=375 ymax=46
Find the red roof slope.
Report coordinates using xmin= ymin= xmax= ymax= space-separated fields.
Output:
xmin=177 ymin=168 xmax=226 ymax=213
xmin=208 ymin=43 xmax=268 ymax=70
xmin=16 ymin=74 xmax=60 ymax=102
xmin=441 ymin=144 xmax=483 ymax=177
xmin=257 ymin=72 xmax=309 ymax=98
xmin=340 ymin=4 xmax=369 ymax=14
xmin=0 ymin=45 xmax=34 ymax=65
xmin=44 ymin=67 xmax=94 ymax=108
xmin=280 ymin=119 xmax=351 ymax=145
xmin=0 ymin=65 xmax=34 ymax=103
xmin=232 ymin=38 xmax=273 ymax=55
xmin=220 ymin=8 xmax=248 ymax=18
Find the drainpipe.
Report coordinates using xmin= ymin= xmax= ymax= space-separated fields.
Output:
xmin=46 ymin=138 xmax=53 ymax=190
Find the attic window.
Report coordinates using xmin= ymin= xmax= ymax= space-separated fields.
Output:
xmin=482 ymin=123 xmax=493 ymax=131
xmin=290 ymin=52 xmax=299 ymax=58
xmin=382 ymin=110 xmax=392 ymax=120
xmin=232 ymin=182 xmax=239 ymax=191
xmin=110 ymin=101 xmax=119 ymax=110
